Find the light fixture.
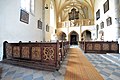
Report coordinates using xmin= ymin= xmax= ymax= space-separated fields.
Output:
xmin=45 ymin=4 xmax=48 ymax=9
xmin=115 ymin=17 xmax=120 ymax=23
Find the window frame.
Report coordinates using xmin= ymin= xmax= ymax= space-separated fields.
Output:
xmin=21 ymin=0 xmax=35 ymax=15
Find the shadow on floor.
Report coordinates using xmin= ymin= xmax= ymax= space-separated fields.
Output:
xmin=0 ymin=67 xmax=2 ymax=79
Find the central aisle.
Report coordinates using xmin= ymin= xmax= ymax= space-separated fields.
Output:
xmin=64 ymin=48 xmax=104 ymax=80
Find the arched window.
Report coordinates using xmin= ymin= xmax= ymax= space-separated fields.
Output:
xmin=21 ymin=0 xmax=34 ymax=15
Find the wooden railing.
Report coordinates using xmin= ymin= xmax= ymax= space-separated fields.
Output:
xmin=79 ymin=41 xmax=119 ymax=54
xmin=3 ymin=40 xmax=69 ymax=71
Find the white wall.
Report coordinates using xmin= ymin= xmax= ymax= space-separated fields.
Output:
xmin=0 ymin=0 xmax=43 ymax=60
xmin=95 ymin=0 xmax=120 ymax=41
xmin=81 ymin=25 xmax=95 ymax=33
xmin=44 ymin=0 xmax=51 ymax=41
xmin=57 ymin=25 xmax=95 ymax=41
xmin=50 ymin=0 xmax=57 ymax=41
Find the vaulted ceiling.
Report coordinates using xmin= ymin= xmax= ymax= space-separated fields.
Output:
xmin=54 ymin=0 xmax=95 ymax=22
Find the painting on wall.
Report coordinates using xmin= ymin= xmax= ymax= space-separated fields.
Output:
xmin=20 ymin=9 xmax=29 ymax=24
xmin=106 ymin=17 xmax=112 ymax=26
xmin=100 ymin=21 xmax=104 ymax=29
xmin=96 ymin=9 xmax=100 ymax=20
xmin=103 ymin=0 xmax=109 ymax=13
xmin=38 ymin=20 xmax=42 ymax=29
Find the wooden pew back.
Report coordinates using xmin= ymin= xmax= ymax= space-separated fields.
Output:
xmin=3 ymin=41 xmax=63 ymax=71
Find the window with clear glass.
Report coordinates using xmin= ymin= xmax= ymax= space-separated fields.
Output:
xmin=30 ymin=0 xmax=35 ymax=15
xmin=21 ymin=0 xmax=34 ymax=15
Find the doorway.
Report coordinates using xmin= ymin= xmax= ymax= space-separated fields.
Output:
xmin=70 ymin=35 xmax=77 ymax=45
xmin=69 ymin=31 xmax=79 ymax=45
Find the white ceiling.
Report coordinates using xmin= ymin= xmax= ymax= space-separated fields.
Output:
xmin=54 ymin=0 xmax=95 ymax=22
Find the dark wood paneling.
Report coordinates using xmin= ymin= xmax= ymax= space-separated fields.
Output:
xmin=79 ymin=41 xmax=119 ymax=54
xmin=3 ymin=41 xmax=69 ymax=71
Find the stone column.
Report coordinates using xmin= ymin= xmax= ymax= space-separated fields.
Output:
xmin=42 ymin=0 xmax=45 ymax=41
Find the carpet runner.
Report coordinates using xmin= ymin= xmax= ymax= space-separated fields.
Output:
xmin=64 ymin=48 xmax=104 ymax=80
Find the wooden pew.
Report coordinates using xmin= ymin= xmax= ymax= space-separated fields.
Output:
xmin=63 ymin=41 xmax=69 ymax=57
xmin=79 ymin=41 xmax=119 ymax=54
xmin=56 ymin=41 xmax=69 ymax=61
xmin=2 ymin=40 xmax=69 ymax=71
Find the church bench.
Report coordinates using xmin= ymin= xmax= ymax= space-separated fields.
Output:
xmin=79 ymin=41 xmax=119 ymax=54
xmin=2 ymin=40 xmax=69 ymax=71
xmin=59 ymin=41 xmax=69 ymax=61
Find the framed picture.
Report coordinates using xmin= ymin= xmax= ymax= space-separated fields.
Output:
xmin=106 ymin=17 xmax=112 ymax=26
xmin=96 ymin=9 xmax=100 ymax=20
xmin=38 ymin=20 xmax=42 ymax=29
xmin=103 ymin=0 xmax=109 ymax=13
xmin=46 ymin=24 xmax=49 ymax=32
xmin=100 ymin=21 xmax=104 ymax=29
xmin=20 ymin=9 xmax=29 ymax=24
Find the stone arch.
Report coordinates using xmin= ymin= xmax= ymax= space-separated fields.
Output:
xmin=57 ymin=31 xmax=67 ymax=41
xmin=68 ymin=31 xmax=79 ymax=45
xmin=81 ymin=30 xmax=91 ymax=41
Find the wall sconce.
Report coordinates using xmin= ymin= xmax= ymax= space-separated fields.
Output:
xmin=115 ymin=17 xmax=120 ymax=23
xmin=46 ymin=24 xmax=49 ymax=32
xmin=45 ymin=4 xmax=48 ymax=9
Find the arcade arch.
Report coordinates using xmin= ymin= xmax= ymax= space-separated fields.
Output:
xmin=81 ymin=30 xmax=91 ymax=41
xmin=57 ymin=31 xmax=67 ymax=41
xmin=68 ymin=31 xmax=79 ymax=45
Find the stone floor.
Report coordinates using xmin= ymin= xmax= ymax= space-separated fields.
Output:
xmin=0 ymin=54 xmax=69 ymax=80
xmin=0 ymin=46 xmax=120 ymax=80
xmin=85 ymin=54 xmax=120 ymax=80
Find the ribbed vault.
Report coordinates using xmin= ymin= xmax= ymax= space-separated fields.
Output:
xmin=54 ymin=0 xmax=95 ymax=23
